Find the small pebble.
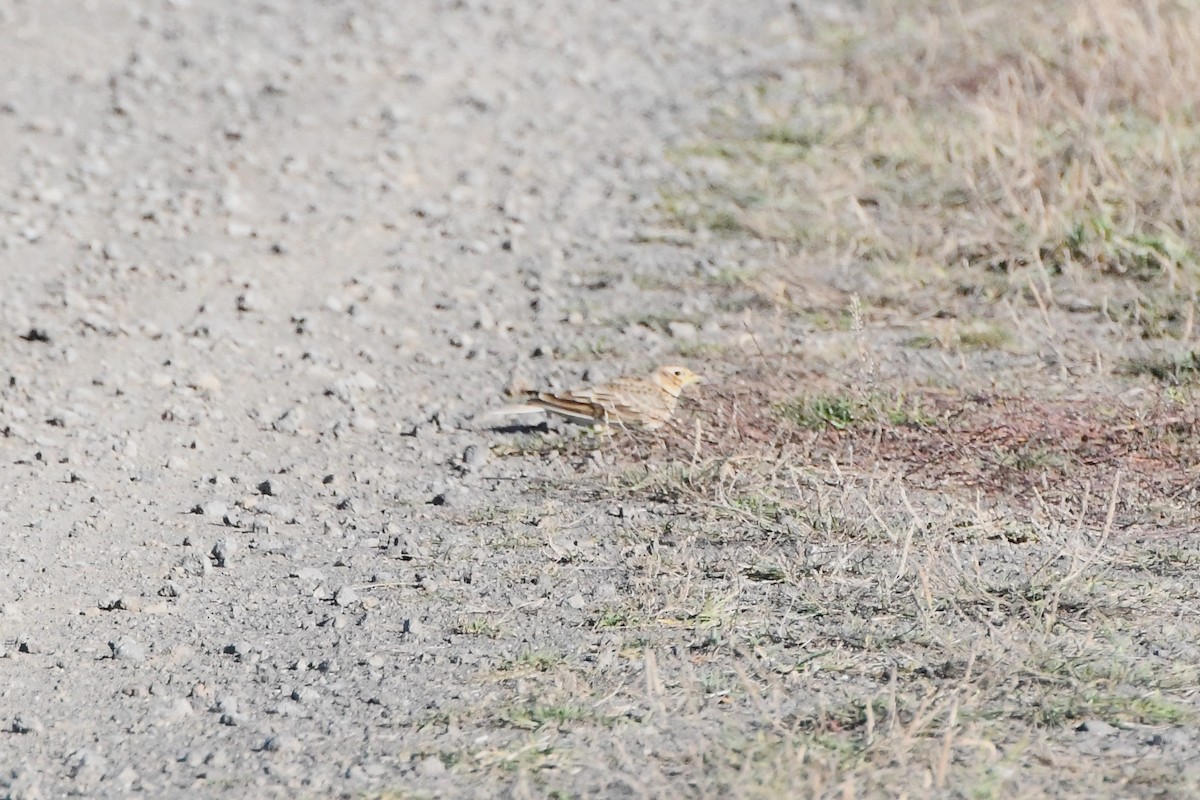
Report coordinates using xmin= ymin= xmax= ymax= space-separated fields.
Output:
xmin=236 ymin=290 xmax=265 ymax=311
xmin=190 ymin=372 xmax=222 ymax=393
xmin=223 ymin=642 xmax=257 ymax=662
xmin=17 ymin=637 xmax=43 ymax=655
xmin=461 ymin=444 xmax=488 ymax=471
xmin=263 ymin=734 xmax=301 ymax=753
xmin=115 ymin=596 xmax=142 ymax=613
xmin=1077 ymin=719 xmax=1118 ymax=736
xmin=334 ymin=586 xmax=360 ymax=607
xmin=217 ymin=696 xmax=243 ymax=726
xmin=68 ymin=749 xmax=108 ymax=786
xmin=200 ymin=501 xmax=228 ymax=519
xmin=211 ymin=537 xmax=239 ymax=567
xmin=261 ymin=503 xmax=297 ymax=523
xmin=110 ymin=637 xmax=146 ymax=663
xmin=273 ymin=407 xmax=304 ymax=433
xmin=11 ymin=714 xmax=45 ymax=734
xmin=294 ymin=567 xmax=326 ymax=584
xmin=415 ymin=755 xmax=446 ymax=777
xmin=292 ymin=687 xmax=320 ymax=704
xmin=177 ymin=552 xmax=211 ymax=577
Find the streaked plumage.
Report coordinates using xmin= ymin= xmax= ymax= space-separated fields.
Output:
xmin=488 ymin=365 xmax=702 ymax=430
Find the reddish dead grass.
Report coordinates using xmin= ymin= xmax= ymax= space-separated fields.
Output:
xmin=632 ymin=375 xmax=1200 ymax=532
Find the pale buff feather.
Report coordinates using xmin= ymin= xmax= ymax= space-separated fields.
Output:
xmin=483 ymin=365 xmax=702 ymax=430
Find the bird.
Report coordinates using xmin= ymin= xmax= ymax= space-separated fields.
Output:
xmin=485 ymin=365 xmax=703 ymax=430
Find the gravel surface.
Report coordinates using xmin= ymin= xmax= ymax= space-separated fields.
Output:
xmin=0 ymin=1 xmax=799 ymax=796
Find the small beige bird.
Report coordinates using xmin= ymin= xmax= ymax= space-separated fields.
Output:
xmin=487 ymin=365 xmax=703 ymax=430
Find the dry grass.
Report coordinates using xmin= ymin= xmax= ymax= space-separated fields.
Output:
xmin=666 ymin=0 xmax=1200 ymax=334
xmin=478 ymin=374 xmax=1200 ymax=795
xmin=640 ymin=0 xmax=1200 ymax=782
xmin=564 ymin=392 xmax=1200 ymax=796
xmin=468 ymin=1 xmax=1200 ymax=796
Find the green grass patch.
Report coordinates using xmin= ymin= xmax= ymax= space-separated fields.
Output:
xmin=774 ymin=392 xmax=936 ymax=430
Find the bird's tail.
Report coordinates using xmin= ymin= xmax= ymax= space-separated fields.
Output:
xmin=473 ymin=403 xmax=548 ymax=428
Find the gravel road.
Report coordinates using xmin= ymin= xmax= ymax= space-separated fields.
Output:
xmin=0 ymin=1 xmax=798 ymax=796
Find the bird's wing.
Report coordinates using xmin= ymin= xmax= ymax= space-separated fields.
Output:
xmin=524 ymin=392 xmax=609 ymax=424
xmin=559 ymin=384 xmax=673 ymax=429
xmin=491 ymin=378 xmax=678 ymax=430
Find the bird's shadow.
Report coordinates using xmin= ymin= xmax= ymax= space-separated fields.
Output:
xmin=480 ymin=421 xmax=552 ymax=434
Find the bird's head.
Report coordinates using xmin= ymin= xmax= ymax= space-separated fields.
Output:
xmin=654 ymin=365 xmax=703 ymax=396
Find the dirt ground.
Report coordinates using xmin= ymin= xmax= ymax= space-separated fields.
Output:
xmin=2 ymin=0 xmax=1200 ymax=798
